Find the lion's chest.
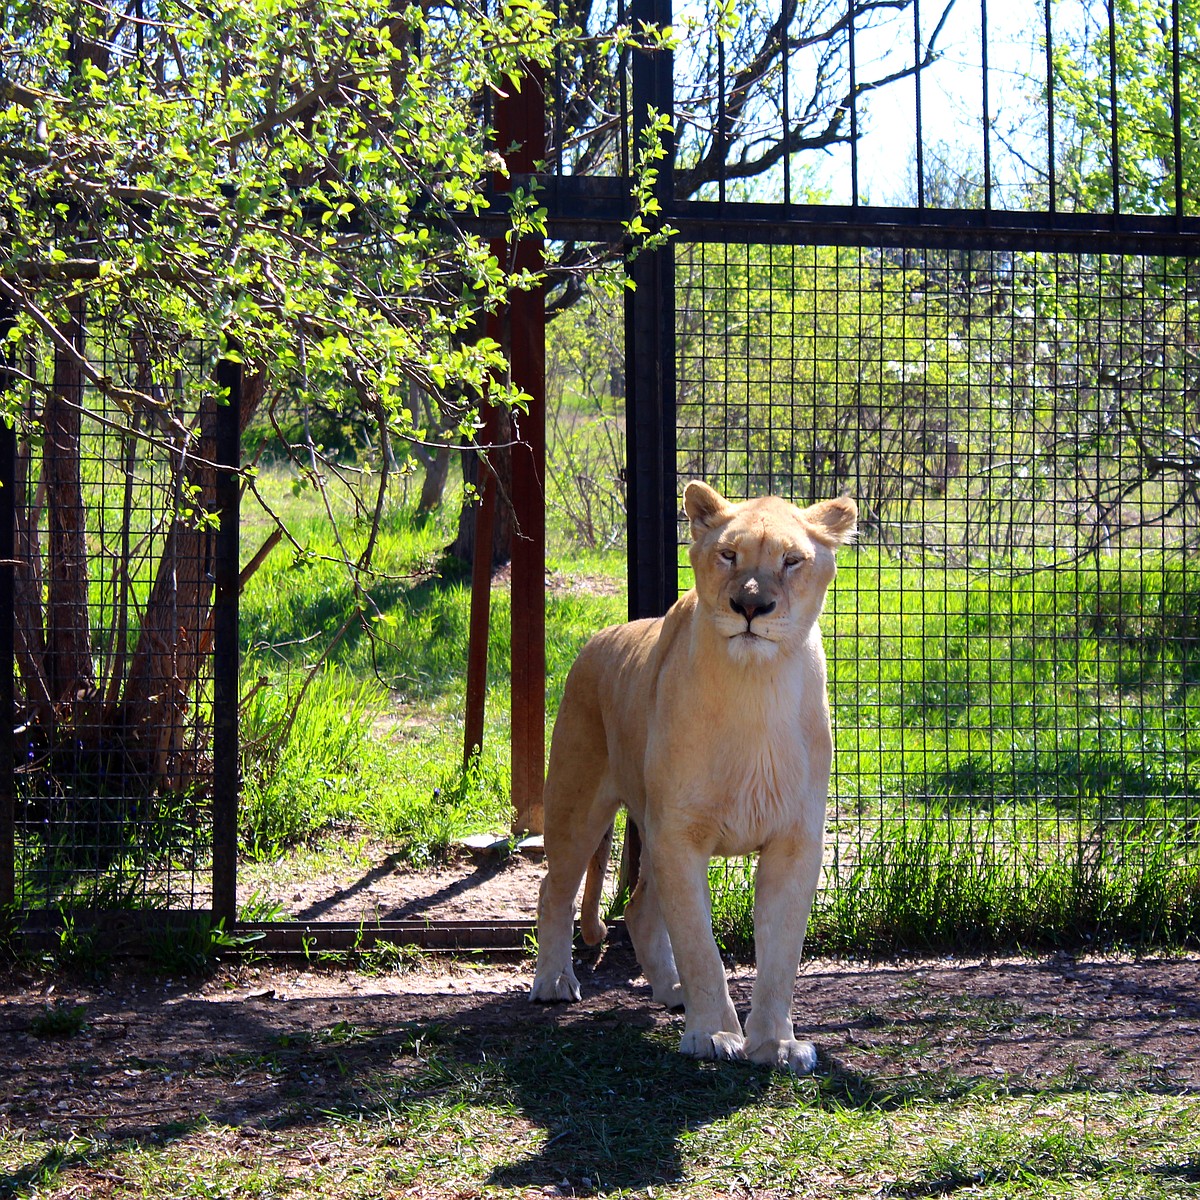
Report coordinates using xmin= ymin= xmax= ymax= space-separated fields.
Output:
xmin=710 ymin=719 xmax=825 ymax=852
xmin=645 ymin=668 xmax=832 ymax=854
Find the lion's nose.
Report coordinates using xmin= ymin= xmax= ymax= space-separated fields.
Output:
xmin=730 ymin=596 xmax=777 ymax=623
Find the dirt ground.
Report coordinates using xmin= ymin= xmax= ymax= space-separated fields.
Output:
xmin=4 ymin=942 xmax=1200 ymax=1142
xmin=246 ymin=842 xmax=548 ymax=924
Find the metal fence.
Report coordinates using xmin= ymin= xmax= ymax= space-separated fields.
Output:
xmin=673 ymin=241 xmax=1200 ymax=895
xmin=5 ymin=0 xmax=1199 ymax=947
xmin=602 ymin=0 xmax=1200 ymax=910
xmin=0 ymin=311 xmax=240 ymax=932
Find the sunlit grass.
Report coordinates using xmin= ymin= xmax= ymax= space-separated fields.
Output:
xmin=235 ymin=473 xmax=1200 ymax=949
xmin=4 ymin=1029 xmax=1199 ymax=1198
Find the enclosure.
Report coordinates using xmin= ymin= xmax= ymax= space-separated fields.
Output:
xmin=3 ymin=0 xmax=1200 ymax=952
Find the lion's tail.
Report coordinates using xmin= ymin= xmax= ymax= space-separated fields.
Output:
xmin=579 ymin=822 xmax=613 ymax=946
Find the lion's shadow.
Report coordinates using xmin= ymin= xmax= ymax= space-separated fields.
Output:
xmin=477 ymin=1013 xmax=773 ymax=1193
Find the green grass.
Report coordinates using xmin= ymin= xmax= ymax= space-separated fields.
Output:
xmin=3 ymin=1019 xmax=1199 ymax=1198
xmin=237 ymin=468 xmax=627 ymax=862
xmin=230 ymin=470 xmax=1200 ymax=952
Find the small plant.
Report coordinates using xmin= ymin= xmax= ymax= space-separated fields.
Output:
xmin=357 ymin=937 xmax=428 ymax=976
xmin=146 ymin=919 xmax=263 ymax=975
xmin=30 ymin=1000 xmax=89 ymax=1039
xmin=238 ymin=889 xmax=287 ymax=923
xmin=45 ymin=912 xmax=111 ymax=977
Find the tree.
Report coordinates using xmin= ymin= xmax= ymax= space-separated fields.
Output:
xmin=1043 ymin=0 xmax=1200 ymax=555
xmin=0 ymin=0 xmax=661 ymax=825
xmin=1051 ymin=0 xmax=1200 ymax=215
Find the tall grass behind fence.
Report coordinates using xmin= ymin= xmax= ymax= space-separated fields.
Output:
xmin=678 ymin=244 xmax=1200 ymax=946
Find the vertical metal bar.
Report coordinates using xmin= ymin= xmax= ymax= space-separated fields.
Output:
xmin=509 ymin=258 xmax=546 ymax=833
xmin=980 ymin=0 xmax=991 ymax=210
xmin=780 ymin=0 xmax=790 ymax=207
xmin=1107 ymin=0 xmax=1120 ymax=216
xmin=463 ymin=399 xmax=497 ymax=770
xmin=848 ymin=0 xmax=859 ymax=205
xmin=211 ymin=350 xmax=240 ymax=928
xmin=914 ymin=0 xmax=924 ymax=207
xmin=494 ymin=67 xmax=547 ymax=835
xmin=0 ymin=304 xmax=14 ymax=911
xmin=718 ymin=23 xmax=727 ymax=205
xmin=554 ymin=0 xmax=564 ymax=178
xmin=619 ymin=0 xmax=630 ymax=178
xmin=1044 ymin=0 xmax=1056 ymax=213
xmin=1172 ymin=0 xmax=1183 ymax=222
xmin=626 ymin=0 xmax=677 ymax=622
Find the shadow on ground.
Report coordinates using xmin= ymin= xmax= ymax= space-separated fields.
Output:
xmin=4 ymin=946 xmax=1200 ymax=1194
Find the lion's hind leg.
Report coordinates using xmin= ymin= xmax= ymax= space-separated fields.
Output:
xmin=579 ymin=822 xmax=613 ymax=946
xmin=529 ymin=702 xmax=618 ymax=1004
xmin=623 ymin=858 xmax=685 ymax=1010
xmin=530 ymin=798 xmax=618 ymax=1002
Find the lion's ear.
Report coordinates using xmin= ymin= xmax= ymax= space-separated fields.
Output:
xmin=683 ymin=480 xmax=730 ymax=536
xmin=803 ymin=495 xmax=858 ymax=547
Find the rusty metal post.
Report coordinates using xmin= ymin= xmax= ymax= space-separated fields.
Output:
xmin=498 ymin=68 xmax=547 ymax=835
xmin=459 ymin=66 xmax=547 ymax=827
xmin=463 ymin=399 xmax=498 ymax=769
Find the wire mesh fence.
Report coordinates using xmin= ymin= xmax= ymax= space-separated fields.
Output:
xmin=675 ymin=240 xmax=1200 ymax=915
xmin=3 ymin=321 xmax=236 ymax=919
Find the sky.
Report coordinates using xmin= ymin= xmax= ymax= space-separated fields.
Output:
xmin=815 ymin=0 xmax=1062 ymax=206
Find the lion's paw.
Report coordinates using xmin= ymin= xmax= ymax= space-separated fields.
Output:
xmin=747 ymin=1037 xmax=818 ymax=1075
xmin=529 ymin=969 xmax=581 ymax=1003
xmin=679 ymin=1030 xmax=746 ymax=1062
xmin=652 ymin=981 xmax=685 ymax=1011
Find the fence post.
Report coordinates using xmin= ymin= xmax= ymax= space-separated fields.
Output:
xmin=0 ymin=303 xmax=14 ymax=910
xmin=625 ymin=0 xmax=677 ymax=622
xmin=505 ymin=66 xmax=548 ymax=835
xmin=211 ymin=350 xmax=241 ymax=928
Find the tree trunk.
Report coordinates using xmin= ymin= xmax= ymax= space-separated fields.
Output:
xmin=447 ymin=406 xmax=515 ymax=571
xmin=417 ymin=441 xmax=453 ymax=517
xmin=43 ymin=294 xmax=93 ymax=708
xmin=110 ymin=372 xmax=264 ymax=792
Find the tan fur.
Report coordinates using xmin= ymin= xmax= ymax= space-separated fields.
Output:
xmin=530 ymin=481 xmax=857 ymax=1074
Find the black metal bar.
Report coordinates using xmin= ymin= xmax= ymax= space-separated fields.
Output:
xmin=980 ymin=0 xmax=991 ymax=210
xmin=212 ymin=349 xmax=241 ymax=929
xmin=242 ymin=917 xmax=551 ymax=954
xmin=914 ymin=0 xmax=924 ymax=207
xmin=618 ymin=0 xmax=630 ymax=178
xmin=1107 ymin=0 xmax=1120 ymax=216
xmin=780 ymin=0 xmax=790 ymax=208
xmin=463 ymin=408 xmax=497 ymax=769
xmin=718 ymin=20 xmax=728 ymax=206
xmin=501 ymin=173 xmax=1200 ymax=252
xmin=1172 ymin=0 xmax=1183 ymax=222
xmin=626 ymin=0 xmax=677 ymax=622
xmin=0 ymin=303 xmax=14 ymax=911
xmin=1044 ymin=0 xmax=1056 ymax=214
xmin=848 ymin=0 xmax=859 ymax=205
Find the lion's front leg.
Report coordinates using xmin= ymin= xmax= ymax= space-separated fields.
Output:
xmin=647 ymin=829 xmax=744 ymax=1062
xmin=742 ymin=835 xmax=822 ymax=1075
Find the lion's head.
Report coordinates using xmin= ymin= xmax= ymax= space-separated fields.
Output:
xmin=684 ymin=481 xmax=857 ymax=662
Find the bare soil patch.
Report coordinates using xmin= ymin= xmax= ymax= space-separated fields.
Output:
xmin=4 ymin=947 xmax=1199 ymax=1143
xmin=239 ymin=844 xmax=545 ymax=924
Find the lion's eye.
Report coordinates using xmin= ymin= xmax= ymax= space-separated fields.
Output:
xmin=784 ymin=555 xmax=802 ymax=569
xmin=719 ymin=549 xmax=736 ymax=564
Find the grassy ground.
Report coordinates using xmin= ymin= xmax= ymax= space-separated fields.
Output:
xmin=237 ymin=468 xmax=627 ymax=863
xmin=4 ymin=951 xmax=1200 ymax=1199
xmin=232 ymin=467 xmax=1200 ymax=953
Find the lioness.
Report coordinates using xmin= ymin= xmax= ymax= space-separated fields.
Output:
xmin=530 ymin=481 xmax=857 ymax=1075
